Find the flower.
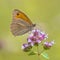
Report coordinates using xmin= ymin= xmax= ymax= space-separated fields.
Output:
xmin=22 ymin=43 xmax=32 ymax=52
xmin=39 ymin=32 xmax=48 ymax=40
xmin=32 ymin=29 xmax=40 ymax=36
xmin=43 ymin=40 xmax=54 ymax=50
xmin=27 ymin=29 xmax=48 ymax=46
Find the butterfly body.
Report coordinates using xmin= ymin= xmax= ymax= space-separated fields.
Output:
xmin=10 ymin=9 xmax=36 ymax=36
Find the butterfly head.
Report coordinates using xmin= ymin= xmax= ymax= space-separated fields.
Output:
xmin=33 ymin=24 xmax=36 ymax=27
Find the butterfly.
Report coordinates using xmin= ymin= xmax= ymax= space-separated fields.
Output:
xmin=10 ymin=9 xmax=36 ymax=36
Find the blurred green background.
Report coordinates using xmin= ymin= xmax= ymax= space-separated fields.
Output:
xmin=0 ymin=0 xmax=60 ymax=60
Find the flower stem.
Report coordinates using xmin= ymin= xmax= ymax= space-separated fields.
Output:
xmin=37 ymin=46 xmax=39 ymax=55
xmin=40 ymin=49 xmax=45 ymax=55
xmin=36 ymin=45 xmax=45 ymax=60
xmin=36 ymin=45 xmax=40 ymax=60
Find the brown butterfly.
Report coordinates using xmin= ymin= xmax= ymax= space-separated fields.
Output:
xmin=10 ymin=9 xmax=36 ymax=36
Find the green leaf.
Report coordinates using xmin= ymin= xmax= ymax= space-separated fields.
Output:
xmin=41 ymin=52 xmax=49 ymax=59
xmin=28 ymin=51 xmax=36 ymax=56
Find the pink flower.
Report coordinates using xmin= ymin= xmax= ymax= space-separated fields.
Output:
xmin=27 ymin=29 xmax=48 ymax=46
xmin=39 ymin=32 xmax=48 ymax=40
xmin=43 ymin=40 xmax=54 ymax=49
xmin=22 ymin=43 xmax=32 ymax=52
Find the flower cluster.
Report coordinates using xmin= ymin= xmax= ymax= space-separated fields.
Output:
xmin=27 ymin=29 xmax=48 ymax=46
xmin=22 ymin=29 xmax=54 ymax=52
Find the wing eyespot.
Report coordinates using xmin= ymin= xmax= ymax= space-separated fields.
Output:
xmin=17 ymin=13 xmax=20 ymax=16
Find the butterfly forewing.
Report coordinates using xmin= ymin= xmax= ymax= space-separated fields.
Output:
xmin=13 ymin=9 xmax=33 ymax=25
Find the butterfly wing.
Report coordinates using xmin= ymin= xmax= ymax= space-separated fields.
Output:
xmin=12 ymin=9 xmax=33 ymax=26
xmin=10 ymin=21 xmax=30 ymax=36
xmin=10 ymin=9 xmax=35 ymax=36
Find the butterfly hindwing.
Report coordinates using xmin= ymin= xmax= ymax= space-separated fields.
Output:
xmin=10 ymin=22 xmax=30 ymax=36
